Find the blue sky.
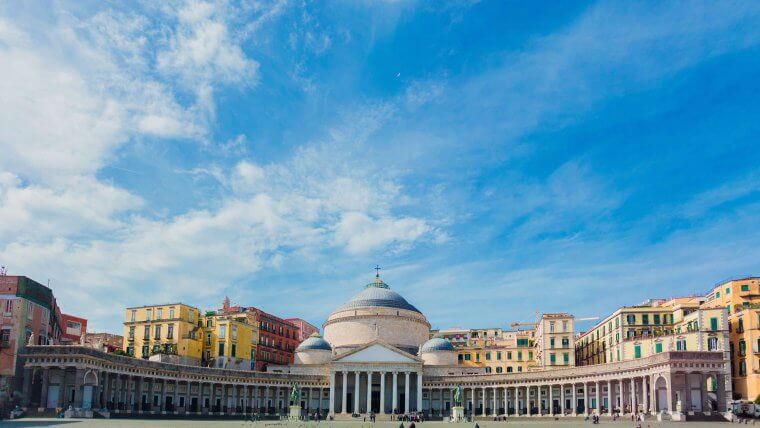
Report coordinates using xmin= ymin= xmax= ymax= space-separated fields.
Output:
xmin=0 ymin=1 xmax=759 ymax=334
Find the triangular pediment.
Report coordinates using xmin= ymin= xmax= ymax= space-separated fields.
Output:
xmin=333 ymin=340 xmax=421 ymax=363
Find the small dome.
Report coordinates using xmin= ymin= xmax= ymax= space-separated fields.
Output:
xmin=420 ymin=337 xmax=455 ymax=353
xmin=296 ymin=333 xmax=332 ymax=351
xmin=333 ymin=276 xmax=421 ymax=314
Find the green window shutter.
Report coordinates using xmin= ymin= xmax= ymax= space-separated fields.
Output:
xmin=634 ymin=345 xmax=641 ymax=358
xmin=655 ymin=343 xmax=662 ymax=353
xmin=710 ymin=318 xmax=718 ymax=331
xmin=563 ymin=353 xmax=569 ymax=363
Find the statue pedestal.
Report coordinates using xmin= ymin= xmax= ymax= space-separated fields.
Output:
xmin=451 ymin=406 xmax=465 ymax=422
xmin=289 ymin=405 xmax=302 ymax=421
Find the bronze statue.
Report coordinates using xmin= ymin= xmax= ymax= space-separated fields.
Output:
xmin=290 ymin=384 xmax=300 ymax=405
xmin=453 ymin=384 xmax=463 ymax=406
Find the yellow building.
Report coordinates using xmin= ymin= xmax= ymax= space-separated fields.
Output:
xmin=534 ymin=313 xmax=575 ymax=368
xmin=576 ymin=297 xmax=729 ymax=366
xmin=202 ymin=311 xmax=259 ymax=370
xmin=703 ymin=276 xmax=760 ymax=400
xmin=123 ymin=303 xmax=204 ymax=365
xmin=450 ymin=328 xmax=536 ymax=373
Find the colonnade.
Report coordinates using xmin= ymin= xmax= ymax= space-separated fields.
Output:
xmin=329 ymin=370 xmax=422 ymax=415
xmin=22 ymin=366 xmax=329 ymax=416
xmin=424 ymin=372 xmax=727 ymax=417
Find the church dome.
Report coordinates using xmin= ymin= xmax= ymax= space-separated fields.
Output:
xmin=334 ymin=277 xmax=421 ymax=313
xmin=420 ymin=337 xmax=455 ymax=353
xmin=295 ymin=332 xmax=332 ymax=351
xmin=323 ymin=273 xmax=430 ymax=355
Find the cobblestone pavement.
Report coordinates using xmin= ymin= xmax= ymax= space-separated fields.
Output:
xmin=3 ymin=419 xmax=737 ymax=427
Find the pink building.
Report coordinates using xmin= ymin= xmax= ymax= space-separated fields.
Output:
xmin=284 ymin=318 xmax=319 ymax=342
xmin=0 ymin=275 xmax=64 ymax=406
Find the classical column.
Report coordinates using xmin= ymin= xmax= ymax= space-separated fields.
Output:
xmin=492 ymin=386 xmax=497 ymax=416
xmin=618 ymin=379 xmax=623 ymax=414
xmin=354 ymin=371 xmax=360 ymax=414
xmin=416 ymin=373 xmax=422 ymax=412
xmin=595 ymin=381 xmax=600 ymax=416
xmin=607 ymin=380 xmax=613 ymax=416
xmin=404 ymin=371 xmax=410 ymax=413
xmin=560 ymin=383 xmax=565 ymax=416
xmin=513 ymin=386 xmax=519 ymax=416
xmin=470 ymin=387 xmax=475 ymax=416
xmin=379 ymin=372 xmax=386 ymax=414
xmin=665 ymin=374 xmax=673 ymax=414
xmin=526 ymin=386 xmax=531 ymax=416
xmin=503 ymin=387 xmax=508 ymax=416
xmin=366 ymin=371 xmax=373 ymax=414
xmin=480 ymin=386 xmax=488 ymax=416
xmin=392 ymin=371 xmax=398 ymax=414
xmin=173 ymin=379 xmax=179 ymax=412
xmin=73 ymin=369 xmax=84 ymax=408
xmin=642 ymin=376 xmax=648 ymax=414
xmin=631 ymin=378 xmax=636 ymax=414
xmin=583 ymin=382 xmax=589 ymax=416
xmin=329 ymin=371 xmax=336 ymax=415
xmin=549 ymin=384 xmax=553 ymax=416
xmin=135 ymin=376 xmax=143 ymax=411
xmin=210 ymin=383 xmax=216 ymax=413
xmin=160 ymin=379 xmax=167 ymax=412
xmin=571 ymin=383 xmax=576 ymax=416
xmin=342 ymin=372 xmax=348 ymax=413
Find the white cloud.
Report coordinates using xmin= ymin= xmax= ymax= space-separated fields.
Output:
xmin=157 ymin=0 xmax=259 ymax=89
xmin=334 ymin=212 xmax=430 ymax=254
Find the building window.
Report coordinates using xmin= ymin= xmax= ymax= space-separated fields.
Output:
xmin=739 ymin=360 xmax=746 ymax=376
xmin=626 ymin=314 xmax=635 ymax=325
xmin=563 ymin=352 xmax=569 ymax=363
xmin=708 ymin=337 xmax=719 ymax=351
xmin=562 ymin=337 xmax=569 ymax=348
xmin=128 ymin=326 xmax=135 ymax=339
xmin=676 ymin=339 xmax=687 ymax=351
xmin=496 ymin=367 xmax=502 ymax=373
xmin=550 ymin=353 xmax=556 ymax=365
xmin=142 ymin=345 xmax=149 ymax=357
xmin=219 ymin=343 xmax=225 ymax=356
xmin=506 ymin=366 xmax=513 ymax=373
xmin=507 ymin=351 xmax=512 ymax=360
xmin=167 ymin=324 xmax=174 ymax=339
xmin=738 ymin=318 xmax=744 ymax=333
xmin=742 ymin=284 xmax=750 ymax=292
xmin=642 ymin=314 xmax=649 ymax=325
xmin=232 ymin=325 xmax=238 ymax=340
xmin=562 ymin=320 xmax=568 ymax=331
xmin=0 ymin=328 xmax=10 ymax=345
xmin=219 ymin=325 xmax=226 ymax=340
xmin=485 ymin=352 xmax=491 ymax=361
xmin=550 ymin=338 xmax=555 ymax=349
xmin=154 ymin=325 xmax=161 ymax=339
xmin=130 ymin=310 xmax=136 ymax=322
xmin=156 ymin=308 xmax=163 ymax=319
xmin=27 ymin=302 xmax=33 ymax=320
xmin=143 ymin=326 xmax=150 ymax=340
xmin=206 ymin=333 xmax=211 ymax=346
xmin=517 ymin=351 xmax=523 ymax=361
xmin=739 ymin=340 xmax=746 ymax=356
xmin=550 ymin=322 xmax=555 ymax=332
xmin=653 ymin=314 xmax=660 ymax=325
xmin=146 ymin=309 xmax=152 ymax=320
xmin=634 ymin=345 xmax=641 ymax=358
xmin=485 ymin=367 xmax=491 ymax=373
xmin=231 ymin=344 xmax=237 ymax=357
xmin=655 ymin=342 xmax=663 ymax=353
xmin=475 ymin=353 xmax=480 ymax=362
xmin=169 ymin=308 xmax=175 ymax=319
xmin=206 ymin=319 xmax=213 ymax=328
xmin=464 ymin=354 xmax=471 ymax=361
xmin=726 ymin=287 xmax=731 ymax=295
xmin=517 ymin=366 xmax=522 ymax=372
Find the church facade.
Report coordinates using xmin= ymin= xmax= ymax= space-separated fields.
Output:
xmin=19 ymin=275 xmax=732 ymax=420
